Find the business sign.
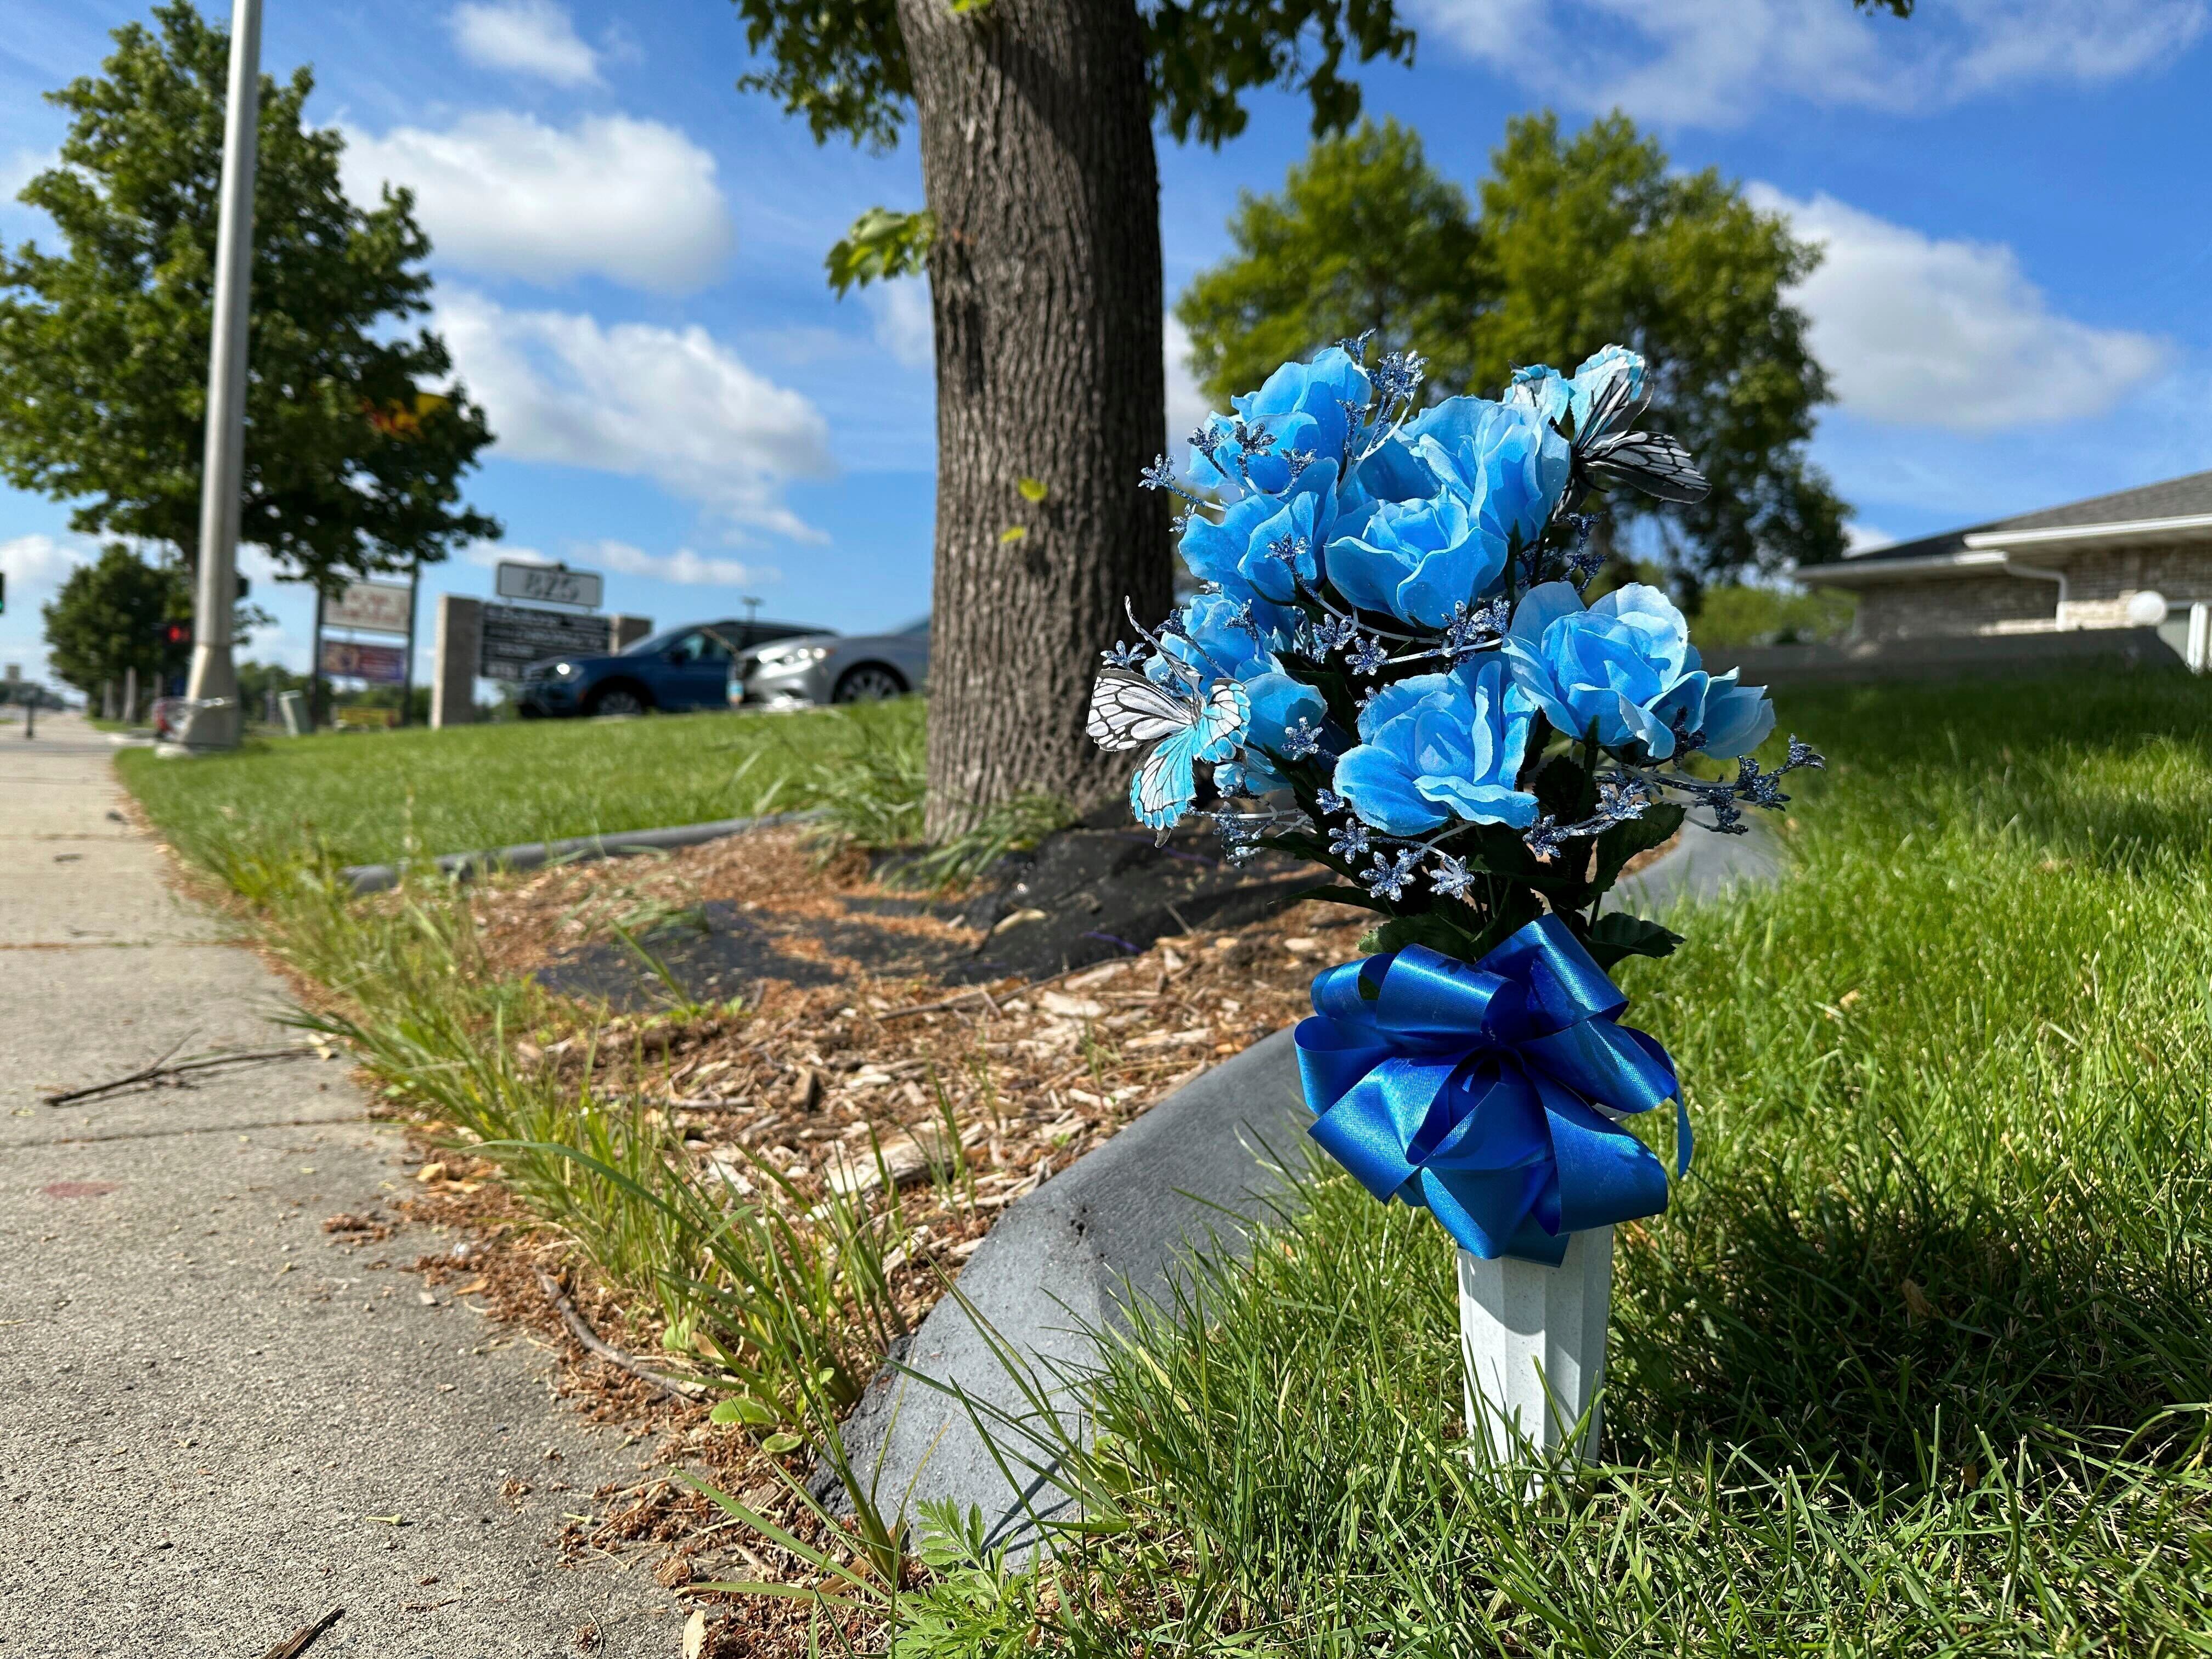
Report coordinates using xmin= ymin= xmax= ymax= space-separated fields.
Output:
xmin=319 ymin=639 xmax=408 ymax=685
xmin=478 ymin=602 xmax=609 ymax=681
xmin=325 ymin=580 xmax=414 ymax=635
xmin=495 ymin=562 xmax=603 ymax=610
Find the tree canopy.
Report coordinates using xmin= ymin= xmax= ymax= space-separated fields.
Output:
xmin=734 ymin=0 xmax=1418 ymax=152
xmin=0 ymin=2 xmax=498 ymax=590
xmin=40 ymin=544 xmax=192 ymax=696
xmin=1178 ymin=112 xmax=1849 ymax=590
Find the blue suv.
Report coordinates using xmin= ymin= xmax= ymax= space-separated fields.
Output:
xmin=517 ymin=618 xmax=826 ymax=718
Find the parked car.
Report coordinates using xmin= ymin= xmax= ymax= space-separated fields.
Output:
xmin=518 ymin=618 xmax=826 ymax=718
xmin=732 ymin=616 xmax=931 ymax=707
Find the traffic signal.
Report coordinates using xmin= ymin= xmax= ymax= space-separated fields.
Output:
xmin=157 ymin=619 xmax=191 ymax=651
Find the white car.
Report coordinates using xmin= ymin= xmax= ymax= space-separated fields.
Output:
xmin=732 ymin=616 xmax=931 ymax=706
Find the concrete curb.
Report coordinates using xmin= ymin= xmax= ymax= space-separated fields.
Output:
xmin=836 ymin=819 xmax=1786 ymax=1548
xmin=340 ymin=809 xmax=818 ymax=894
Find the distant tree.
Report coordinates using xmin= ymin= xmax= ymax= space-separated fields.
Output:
xmin=41 ymin=545 xmax=192 ymax=698
xmin=1179 ymin=119 xmax=1486 ymax=402
xmin=1178 ymin=111 xmax=1851 ymax=595
xmin=0 ymin=2 xmax=499 ymax=595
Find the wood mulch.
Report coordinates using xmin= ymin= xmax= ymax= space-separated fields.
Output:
xmin=351 ymin=826 xmax=1377 ymax=1651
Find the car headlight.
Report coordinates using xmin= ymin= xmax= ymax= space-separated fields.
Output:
xmin=754 ymin=644 xmax=830 ymax=670
xmin=551 ymin=661 xmax=576 ymax=678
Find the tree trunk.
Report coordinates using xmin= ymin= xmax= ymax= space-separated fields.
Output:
xmin=895 ymin=0 xmax=1171 ymax=840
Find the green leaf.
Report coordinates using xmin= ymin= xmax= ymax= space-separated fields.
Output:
xmin=760 ymin=1431 xmax=805 ymax=1455
xmin=1360 ymin=910 xmax=1482 ymax=960
xmin=1592 ymin=803 xmax=1686 ymax=896
xmin=709 ymin=1396 xmax=778 ymax=1427
xmin=1015 ymin=476 xmax=1048 ymax=503
xmin=1584 ymin=911 xmax=1684 ymax=969
xmin=823 ymin=206 xmax=936 ymax=297
xmin=997 ymin=526 xmax=1029 ymax=544
xmin=1533 ymin=753 xmax=1598 ymax=824
xmin=1294 ymin=884 xmax=1391 ymax=913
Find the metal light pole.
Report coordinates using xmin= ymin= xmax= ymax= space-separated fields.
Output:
xmin=176 ymin=0 xmax=263 ymax=754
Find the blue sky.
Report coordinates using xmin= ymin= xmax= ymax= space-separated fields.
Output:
xmin=3 ymin=0 xmax=2208 ymax=684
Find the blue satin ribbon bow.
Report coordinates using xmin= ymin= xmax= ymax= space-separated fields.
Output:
xmin=1295 ymin=915 xmax=1690 ymax=1265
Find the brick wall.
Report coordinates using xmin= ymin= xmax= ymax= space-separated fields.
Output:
xmin=1855 ymin=576 xmax=2056 ymax=640
xmin=1852 ymin=541 xmax=2212 ymax=640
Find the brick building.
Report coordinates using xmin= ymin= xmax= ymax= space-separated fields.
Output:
xmin=1803 ymin=471 xmax=2212 ymax=641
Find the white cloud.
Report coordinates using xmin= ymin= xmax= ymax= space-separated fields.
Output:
xmin=1 ymin=147 xmax=52 ymax=200
xmin=450 ymin=0 xmax=600 ymax=86
xmin=1413 ymin=0 xmax=2206 ymax=127
xmin=865 ymin=279 xmax=933 ymax=371
xmin=1845 ymin=523 xmax=1895 ymax=555
xmin=1752 ymin=187 xmax=2164 ymax=431
xmin=0 ymin=532 xmax=92 ymax=590
xmin=575 ymin=538 xmax=782 ymax=589
xmin=342 ymin=112 xmax=732 ymax=294
xmin=438 ymin=290 xmax=834 ymax=541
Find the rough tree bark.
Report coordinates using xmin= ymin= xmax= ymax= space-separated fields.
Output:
xmin=895 ymin=0 xmax=1173 ymax=840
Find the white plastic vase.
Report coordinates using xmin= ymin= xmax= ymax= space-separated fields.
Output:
xmin=1457 ymin=1224 xmax=1613 ymax=1469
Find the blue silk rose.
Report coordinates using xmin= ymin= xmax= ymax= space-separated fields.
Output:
xmin=1404 ymin=396 xmax=1571 ymax=555
xmin=1326 ymin=398 xmax=1568 ymax=629
xmin=1191 ymin=347 xmax=1369 ymax=496
xmin=1333 ymin=657 xmax=1538 ymax=834
xmin=1179 ymin=459 xmax=1339 ymax=606
xmin=1650 ymin=661 xmax=1775 ymax=760
xmin=1503 ymin=581 xmax=1774 ymax=762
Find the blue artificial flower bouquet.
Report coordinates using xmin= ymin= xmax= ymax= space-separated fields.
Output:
xmin=1090 ymin=341 xmax=1820 ymax=1266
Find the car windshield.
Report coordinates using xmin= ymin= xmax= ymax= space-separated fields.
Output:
xmin=620 ymin=629 xmax=685 ymax=657
xmin=896 ymin=614 xmax=932 ymax=636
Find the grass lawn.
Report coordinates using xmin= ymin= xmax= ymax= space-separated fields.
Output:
xmin=114 ymin=698 xmax=923 ymax=871
xmin=893 ymin=668 xmax=2212 ymax=1654
xmin=112 ymin=661 xmax=2212 ymax=1651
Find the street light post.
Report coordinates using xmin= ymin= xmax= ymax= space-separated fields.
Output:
xmin=175 ymin=0 xmax=263 ymax=755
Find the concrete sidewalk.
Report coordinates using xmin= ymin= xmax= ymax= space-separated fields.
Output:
xmin=0 ymin=715 xmax=676 ymax=1657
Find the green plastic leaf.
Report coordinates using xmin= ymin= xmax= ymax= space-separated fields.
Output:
xmin=1360 ymin=910 xmax=1482 ymax=960
xmin=1592 ymin=803 xmax=1686 ymax=896
xmin=1533 ymin=753 xmax=1598 ymax=824
xmin=1016 ymin=476 xmax=1048 ymax=503
xmin=824 ymin=206 xmax=936 ymax=297
xmin=1584 ymin=911 xmax=1684 ymax=969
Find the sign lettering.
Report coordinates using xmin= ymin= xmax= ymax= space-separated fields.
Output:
xmin=324 ymin=580 xmax=414 ymax=635
xmin=495 ymin=562 xmax=603 ymax=610
xmin=478 ymin=603 xmax=610 ymax=681
xmin=319 ymin=639 xmax=408 ymax=685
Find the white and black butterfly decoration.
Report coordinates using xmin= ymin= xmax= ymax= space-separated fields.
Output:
xmin=1087 ymin=667 xmax=1250 ymax=839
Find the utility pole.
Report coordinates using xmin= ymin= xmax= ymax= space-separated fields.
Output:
xmin=174 ymin=0 xmax=262 ymax=754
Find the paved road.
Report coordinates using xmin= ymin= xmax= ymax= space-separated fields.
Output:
xmin=0 ymin=715 xmax=676 ymax=1657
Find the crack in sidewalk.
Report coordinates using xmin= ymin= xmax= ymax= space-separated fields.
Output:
xmin=1 ymin=1111 xmax=370 ymax=1150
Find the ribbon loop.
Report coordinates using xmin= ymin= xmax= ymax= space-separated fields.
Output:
xmin=1295 ymin=915 xmax=1689 ymax=1265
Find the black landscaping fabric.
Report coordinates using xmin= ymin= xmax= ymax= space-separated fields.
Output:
xmin=532 ymin=822 xmax=1314 ymax=1009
